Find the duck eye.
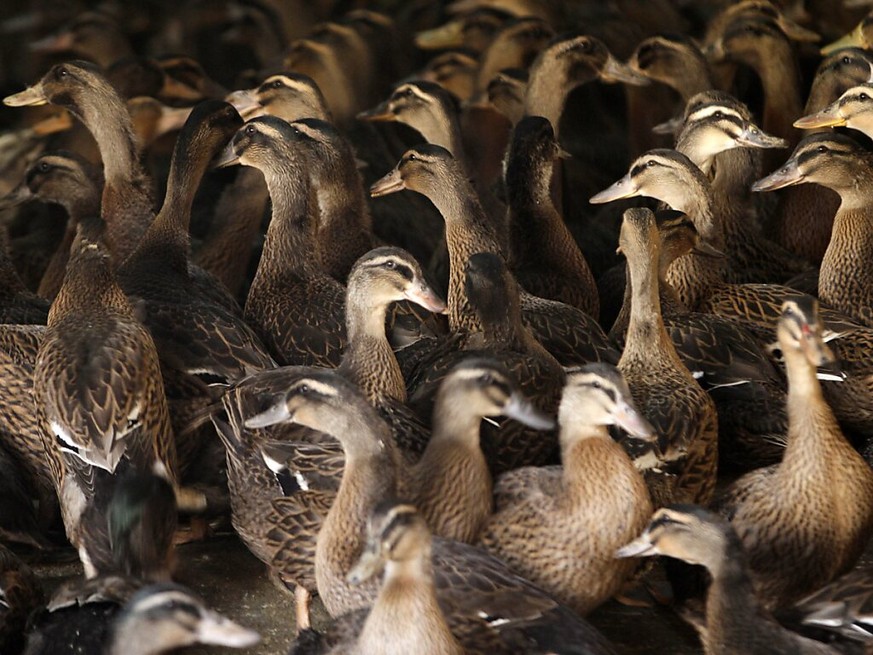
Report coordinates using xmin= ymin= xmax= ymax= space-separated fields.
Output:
xmin=646 ymin=160 xmax=656 ymax=167
xmin=384 ymin=260 xmax=396 ymax=269
xmin=38 ymin=162 xmax=50 ymax=172
xmin=843 ymin=56 xmax=851 ymax=65
xmin=407 ymin=153 xmax=417 ymax=162
xmin=816 ymin=145 xmax=828 ymax=154
xmin=245 ymin=124 xmax=257 ymax=135
xmin=861 ymin=93 xmax=870 ymax=102
xmin=579 ymin=39 xmax=592 ymax=52
xmin=713 ymin=110 xmax=724 ymax=118
xmin=57 ymin=67 xmax=69 ymax=78
xmin=271 ymin=80 xmax=283 ymax=89
xmin=480 ymin=373 xmax=494 ymax=385
xmin=591 ymin=380 xmax=602 ymax=390
xmin=298 ymin=384 xmax=310 ymax=395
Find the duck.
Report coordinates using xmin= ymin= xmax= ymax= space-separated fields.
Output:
xmin=243 ymin=368 xmax=619 ymax=654
xmin=612 ymin=207 xmax=719 ymax=507
xmin=0 ymin=151 xmax=102 ymax=301
xmin=283 ymin=117 xmax=374 ymax=283
xmin=216 ymin=116 xmax=347 ymax=367
xmin=711 ymin=296 xmax=873 ymax=610
xmin=616 ymin=505 xmax=851 ymax=655
xmin=0 ymin=322 xmax=56 ymax=532
xmin=115 ymin=100 xmax=275 ymax=471
xmin=0 ymin=543 xmax=45 ymax=653
xmin=0 ymin=440 xmax=50 ymax=549
xmin=476 ymin=362 xmax=654 ymax=615
xmin=24 ymin=578 xmax=259 ymax=655
xmin=226 ymin=72 xmax=333 ymax=123
xmin=473 ymin=16 xmax=555 ymax=97
xmin=401 ymin=252 xmax=566 ymax=472
xmin=33 ymin=220 xmax=183 ymax=578
xmin=790 ymin=565 xmax=873 ymax=642
xmin=773 ymin=47 xmax=873 ymax=263
xmin=795 ymin=81 xmax=873 ymax=138
xmin=704 ymin=10 xmax=804 ymax=163
xmin=404 ymin=356 xmax=554 ymax=542
xmin=671 ymin=90 xmax=808 ymax=285
xmin=589 ymin=147 xmax=855 ymax=332
xmin=414 ymin=6 xmax=514 ymax=54
xmin=319 ymin=501 xmax=464 ymax=655
xmin=212 ymin=246 xmax=445 ymax=628
xmin=4 ymin=61 xmax=154 ymax=264
xmin=752 ymin=132 xmax=873 ymax=329
xmin=29 ymin=11 xmax=134 ymax=69
xmin=504 ymin=115 xmax=599 ymax=316
xmin=610 ymin=211 xmax=789 ymax=471
xmin=371 ymin=143 xmax=618 ymax=366
xmin=0 ymin=226 xmax=49 ymax=325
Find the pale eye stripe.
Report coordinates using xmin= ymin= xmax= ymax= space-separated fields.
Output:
xmin=687 ymin=105 xmax=744 ymax=123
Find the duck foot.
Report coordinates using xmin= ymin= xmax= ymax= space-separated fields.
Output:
xmin=295 ymin=585 xmax=312 ymax=634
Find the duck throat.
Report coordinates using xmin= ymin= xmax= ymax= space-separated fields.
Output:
xmin=339 ymin=297 xmax=405 ymax=404
xmin=819 ymin=203 xmax=873 ymax=323
xmin=257 ymin=167 xmax=319 ymax=281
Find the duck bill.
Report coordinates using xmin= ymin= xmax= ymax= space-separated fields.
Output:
xmin=793 ymin=105 xmax=846 ymax=130
xmin=160 ymin=75 xmax=205 ymax=103
xmin=691 ymin=240 xmax=726 ymax=260
xmin=404 ymin=281 xmax=447 ymax=314
xmin=156 ymin=106 xmax=193 ymax=138
xmin=615 ymin=534 xmax=658 ymax=559
xmin=370 ymin=169 xmax=406 ymax=197
xmin=244 ymin=402 xmax=291 ymax=429
xmin=357 ymin=101 xmax=396 ymax=123
xmin=601 ymin=55 xmax=651 ymax=86
xmin=195 ymin=611 xmax=261 ymax=648
xmin=821 ymin=25 xmax=864 ymax=55
xmin=0 ymin=184 xmax=34 ymax=213
xmin=652 ymin=115 xmax=682 ymax=135
xmin=751 ymin=159 xmax=805 ymax=192
xmin=347 ymin=547 xmax=384 ymax=585
xmin=29 ymin=29 xmax=75 ymax=54
xmin=612 ymin=399 xmax=656 ymax=440
xmin=776 ymin=17 xmax=820 ymax=43
xmin=415 ymin=20 xmax=464 ymax=50
xmin=212 ymin=142 xmax=241 ymax=169
xmin=4 ymin=84 xmax=48 ymax=107
xmin=800 ymin=327 xmax=837 ymax=369
xmin=735 ymin=123 xmax=788 ymax=149
xmin=589 ymin=173 xmax=639 ymax=204
xmin=502 ymin=394 xmax=556 ymax=431
xmin=32 ymin=109 xmax=73 ymax=135
xmin=225 ymin=89 xmax=262 ymax=119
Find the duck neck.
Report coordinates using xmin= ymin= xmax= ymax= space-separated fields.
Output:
xmin=755 ymin=45 xmax=803 ymax=144
xmin=339 ymin=294 xmax=406 ymax=404
xmin=107 ymin=617 xmax=174 ymax=655
xmin=410 ymin=113 xmax=467 ymax=173
xmin=782 ymin=345 xmax=842 ymax=469
xmin=624 ymin=239 xmax=678 ymax=363
xmin=123 ymin=135 xmax=209 ymax=278
xmin=75 ymin=91 xmax=139 ymax=186
xmin=705 ymin=540 xmax=771 ymax=653
xmin=559 ymin=426 xmax=610 ymax=490
xmin=51 ymin=250 xmax=130 ymax=322
xmin=431 ymin=179 xmax=504 ymax=332
xmin=819 ymin=186 xmax=873 ymax=316
xmin=430 ymin=389 xmax=485 ymax=448
xmin=257 ymin=164 xmax=318 ymax=281
xmin=357 ymin=542 xmax=461 ymax=655
xmin=524 ymin=59 xmax=578 ymax=135
xmin=671 ymin=63 xmax=713 ymax=102
xmin=317 ymin=416 xmax=397 ymax=615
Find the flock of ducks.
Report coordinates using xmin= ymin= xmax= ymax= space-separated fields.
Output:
xmin=4 ymin=0 xmax=873 ymax=653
